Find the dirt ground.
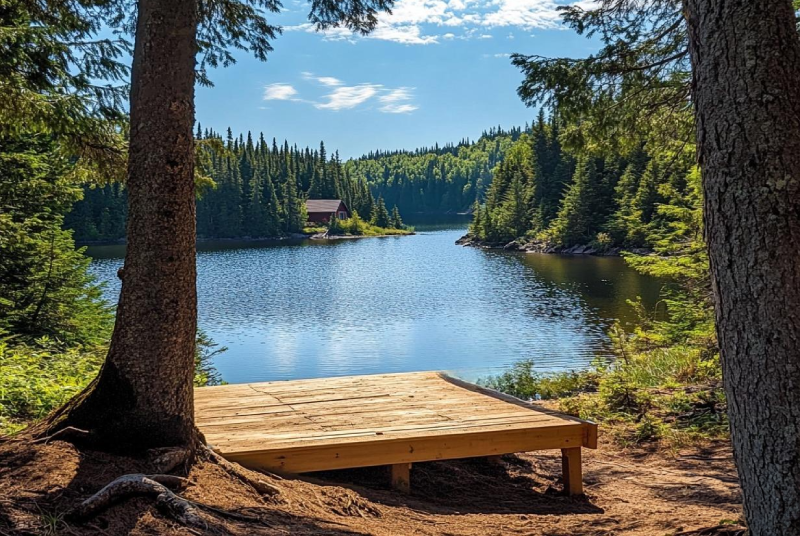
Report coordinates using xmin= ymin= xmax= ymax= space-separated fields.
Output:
xmin=0 ymin=431 xmax=744 ymax=536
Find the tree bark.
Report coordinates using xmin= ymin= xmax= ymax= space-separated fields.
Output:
xmin=684 ymin=0 xmax=800 ymax=533
xmin=46 ymin=0 xmax=200 ymax=450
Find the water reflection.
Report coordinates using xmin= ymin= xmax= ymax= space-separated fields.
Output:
xmin=86 ymin=219 xmax=661 ymax=384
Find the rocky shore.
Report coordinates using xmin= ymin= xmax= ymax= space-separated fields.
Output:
xmin=455 ymin=234 xmax=651 ymax=257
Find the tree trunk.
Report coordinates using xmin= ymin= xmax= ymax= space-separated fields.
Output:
xmin=46 ymin=0 xmax=199 ymax=450
xmin=684 ymin=0 xmax=800 ymax=533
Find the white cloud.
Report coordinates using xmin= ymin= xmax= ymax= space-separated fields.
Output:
xmin=302 ymin=72 xmax=344 ymax=86
xmin=378 ymin=87 xmax=419 ymax=113
xmin=382 ymin=103 xmax=419 ymax=113
xmin=264 ymin=75 xmax=421 ymax=114
xmin=317 ymin=76 xmax=343 ymax=86
xmin=263 ymin=83 xmax=298 ymax=100
xmin=481 ymin=0 xmax=563 ymax=30
xmin=286 ymin=0 xmax=569 ymax=44
xmin=494 ymin=52 xmax=511 ymax=57
xmin=380 ymin=88 xmax=414 ymax=103
xmin=315 ymin=84 xmax=382 ymax=110
xmin=370 ymin=23 xmax=439 ymax=44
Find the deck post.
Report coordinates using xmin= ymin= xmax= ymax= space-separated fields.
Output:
xmin=561 ymin=447 xmax=583 ymax=496
xmin=390 ymin=463 xmax=411 ymax=493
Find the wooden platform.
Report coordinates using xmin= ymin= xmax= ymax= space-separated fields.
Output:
xmin=195 ymin=371 xmax=598 ymax=494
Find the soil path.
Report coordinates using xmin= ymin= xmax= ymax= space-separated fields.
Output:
xmin=0 ymin=438 xmax=742 ymax=535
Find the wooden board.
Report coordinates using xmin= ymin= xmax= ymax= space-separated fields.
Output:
xmin=195 ymin=371 xmax=597 ymax=474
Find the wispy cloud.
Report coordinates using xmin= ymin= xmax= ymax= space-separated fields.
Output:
xmin=262 ymin=75 xmax=420 ymax=114
xmin=263 ymin=83 xmax=299 ymax=100
xmin=379 ymin=87 xmax=419 ymax=113
xmin=315 ymin=84 xmax=382 ymax=110
xmin=302 ymin=72 xmax=344 ymax=86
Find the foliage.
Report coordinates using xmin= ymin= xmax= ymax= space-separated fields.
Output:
xmin=67 ymin=129 xmax=407 ymax=241
xmin=195 ymin=329 xmax=227 ymax=387
xmin=0 ymin=135 xmax=226 ymax=436
xmin=347 ymin=126 xmax=524 ymax=214
xmin=510 ymin=0 xmax=692 ymax=152
xmin=0 ymin=337 xmax=102 ymax=435
xmin=0 ymin=0 xmax=129 ymax=182
xmin=467 ymin=112 xmax=695 ymax=251
xmin=0 ymin=135 xmax=112 ymax=346
xmin=327 ymin=210 xmax=413 ymax=237
xmin=0 ymin=329 xmax=228 ymax=436
xmin=480 ymin=156 xmax=720 ymax=449
xmin=479 ymin=359 xmax=600 ymax=401
xmin=371 ymin=196 xmax=391 ymax=228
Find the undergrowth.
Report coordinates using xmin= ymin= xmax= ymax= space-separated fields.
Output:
xmin=0 ymin=330 xmax=226 ymax=436
xmin=480 ymin=310 xmax=726 ymax=450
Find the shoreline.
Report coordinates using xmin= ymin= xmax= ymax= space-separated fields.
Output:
xmin=455 ymin=234 xmax=652 ymax=257
xmin=77 ymin=231 xmax=415 ymax=247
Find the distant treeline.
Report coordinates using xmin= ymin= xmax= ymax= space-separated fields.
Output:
xmin=66 ymin=128 xmax=393 ymax=241
xmin=467 ymin=112 xmax=697 ymax=250
xmin=345 ymin=125 xmax=527 ymax=214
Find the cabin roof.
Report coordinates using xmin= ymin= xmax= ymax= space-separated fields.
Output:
xmin=306 ymin=199 xmax=346 ymax=213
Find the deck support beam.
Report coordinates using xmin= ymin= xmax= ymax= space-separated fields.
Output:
xmin=561 ymin=447 xmax=583 ymax=496
xmin=390 ymin=463 xmax=411 ymax=493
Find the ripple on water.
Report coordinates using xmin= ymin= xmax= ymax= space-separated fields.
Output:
xmin=87 ymin=223 xmax=660 ymax=384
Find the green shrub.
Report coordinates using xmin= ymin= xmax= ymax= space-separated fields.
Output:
xmin=1 ymin=330 xmax=227 ymax=436
xmin=0 ymin=337 xmax=102 ymax=434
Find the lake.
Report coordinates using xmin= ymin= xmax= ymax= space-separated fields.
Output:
xmin=86 ymin=218 xmax=662 ymax=384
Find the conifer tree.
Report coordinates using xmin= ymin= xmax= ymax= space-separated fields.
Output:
xmin=547 ymin=157 xmax=601 ymax=247
xmin=372 ymin=196 xmax=391 ymax=228
xmin=0 ymin=135 xmax=111 ymax=346
xmin=391 ymin=205 xmax=404 ymax=229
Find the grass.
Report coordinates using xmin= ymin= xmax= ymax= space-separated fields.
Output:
xmin=0 ymin=337 xmax=103 ymax=435
xmin=0 ymin=331 xmax=226 ymax=436
xmin=479 ymin=339 xmax=727 ymax=450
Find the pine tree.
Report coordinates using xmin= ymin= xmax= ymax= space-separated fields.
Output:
xmin=0 ymin=135 xmax=111 ymax=346
xmin=390 ymin=205 xmax=404 ymax=229
xmin=547 ymin=157 xmax=602 ymax=247
xmin=372 ymin=196 xmax=391 ymax=228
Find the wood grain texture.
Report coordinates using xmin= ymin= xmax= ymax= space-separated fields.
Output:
xmin=196 ymin=372 xmax=597 ymax=474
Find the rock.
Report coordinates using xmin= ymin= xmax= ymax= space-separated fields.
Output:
xmin=455 ymin=234 xmax=474 ymax=246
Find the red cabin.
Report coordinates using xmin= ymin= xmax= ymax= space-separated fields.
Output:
xmin=306 ymin=199 xmax=351 ymax=224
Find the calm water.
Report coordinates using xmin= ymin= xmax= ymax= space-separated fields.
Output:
xmin=86 ymin=219 xmax=661 ymax=384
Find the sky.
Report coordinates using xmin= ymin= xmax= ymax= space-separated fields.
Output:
xmin=195 ymin=0 xmax=599 ymax=159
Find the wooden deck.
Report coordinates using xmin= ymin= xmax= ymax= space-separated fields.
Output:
xmin=195 ymin=371 xmax=598 ymax=494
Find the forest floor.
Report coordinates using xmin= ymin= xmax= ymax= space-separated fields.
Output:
xmin=0 ymin=431 xmax=745 ymax=536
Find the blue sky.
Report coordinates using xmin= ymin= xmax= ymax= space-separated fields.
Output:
xmin=195 ymin=0 xmax=598 ymax=159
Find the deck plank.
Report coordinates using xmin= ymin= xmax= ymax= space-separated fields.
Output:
xmin=196 ymin=371 xmax=597 ymax=474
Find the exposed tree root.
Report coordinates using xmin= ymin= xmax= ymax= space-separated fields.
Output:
xmin=72 ymin=474 xmax=205 ymax=529
xmin=202 ymin=445 xmax=282 ymax=496
xmin=148 ymin=446 xmax=192 ymax=473
xmin=31 ymin=426 xmax=90 ymax=445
